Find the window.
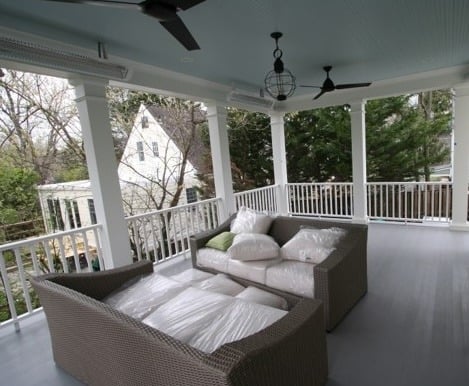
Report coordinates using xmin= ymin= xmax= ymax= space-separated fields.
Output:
xmin=137 ymin=141 xmax=145 ymax=161
xmin=65 ymin=200 xmax=75 ymax=229
xmin=73 ymin=201 xmax=82 ymax=228
xmin=141 ymin=115 xmax=149 ymax=128
xmin=47 ymin=198 xmax=64 ymax=231
xmin=152 ymin=141 xmax=159 ymax=157
xmin=88 ymin=199 xmax=97 ymax=225
xmin=186 ymin=187 xmax=198 ymax=204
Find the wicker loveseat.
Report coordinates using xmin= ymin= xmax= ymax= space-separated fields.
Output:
xmin=190 ymin=214 xmax=368 ymax=331
xmin=32 ymin=260 xmax=328 ymax=386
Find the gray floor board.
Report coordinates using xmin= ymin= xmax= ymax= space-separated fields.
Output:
xmin=1 ymin=223 xmax=468 ymax=385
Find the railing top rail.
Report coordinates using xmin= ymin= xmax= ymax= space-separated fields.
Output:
xmin=234 ymin=184 xmax=279 ymax=195
xmin=125 ymin=197 xmax=222 ymax=222
xmin=0 ymin=224 xmax=102 ymax=252
xmin=287 ymin=182 xmax=354 ymax=186
xmin=366 ymin=181 xmax=452 ymax=186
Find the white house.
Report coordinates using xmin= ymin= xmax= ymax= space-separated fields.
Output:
xmin=37 ymin=104 xmax=206 ymax=233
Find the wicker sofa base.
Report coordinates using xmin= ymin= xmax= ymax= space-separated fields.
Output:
xmin=32 ymin=261 xmax=328 ymax=386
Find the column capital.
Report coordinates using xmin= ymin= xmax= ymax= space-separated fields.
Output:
xmin=453 ymin=84 xmax=469 ymax=98
xmin=269 ymin=111 xmax=285 ymax=124
xmin=349 ymin=100 xmax=366 ymax=114
xmin=71 ymin=78 xmax=109 ymax=102
xmin=206 ymin=104 xmax=227 ymax=119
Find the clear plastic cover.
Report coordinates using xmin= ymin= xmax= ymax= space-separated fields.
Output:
xmin=235 ymin=286 xmax=288 ymax=310
xmin=103 ymin=272 xmax=188 ymax=320
xmin=142 ymin=287 xmax=234 ymax=343
xmin=265 ymin=260 xmax=316 ymax=298
xmin=169 ymin=268 xmax=214 ymax=284
xmin=189 ymin=299 xmax=288 ymax=353
xmin=230 ymin=206 xmax=273 ymax=234
xmin=280 ymin=227 xmax=346 ymax=264
xmin=227 ymin=233 xmax=279 ymax=260
xmin=195 ymin=273 xmax=245 ymax=296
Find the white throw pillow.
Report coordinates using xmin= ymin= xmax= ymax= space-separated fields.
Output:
xmin=280 ymin=227 xmax=346 ymax=264
xmin=227 ymin=233 xmax=280 ymax=261
xmin=230 ymin=206 xmax=273 ymax=234
xmin=235 ymin=286 xmax=288 ymax=310
xmin=195 ymin=273 xmax=245 ymax=296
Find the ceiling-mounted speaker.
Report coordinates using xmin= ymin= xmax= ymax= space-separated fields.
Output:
xmin=0 ymin=36 xmax=129 ymax=80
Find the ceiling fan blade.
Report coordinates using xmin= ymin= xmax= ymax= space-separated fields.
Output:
xmin=160 ymin=16 xmax=200 ymax=50
xmin=163 ymin=0 xmax=205 ymax=11
xmin=300 ymin=85 xmax=321 ymax=89
xmin=335 ymin=82 xmax=372 ymax=89
xmin=43 ymin=0 xmax=140 ymax=9
xmin=313 ymin=89 xmax=327 ymax=100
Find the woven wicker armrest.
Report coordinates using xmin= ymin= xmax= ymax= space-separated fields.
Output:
xmin=314 ymin=227 xmax=368 ymax=330
xmin=190 ymin=214 xmax=235 ymax=267
xmin=33 ymin=260 xmax=154 ymax=300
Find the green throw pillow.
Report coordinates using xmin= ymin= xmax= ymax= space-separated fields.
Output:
xmin=205 ymin=232 xmax=235 ymax=251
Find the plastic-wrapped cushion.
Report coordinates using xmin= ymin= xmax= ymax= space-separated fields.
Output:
xmin=189 ymin=299 xmax=288 ymax=353
xmin=142 ymin=287 xmax=234 ymax=343
xmin=227 ymin=258 xmax=281 ymax=284
xmin=103 ymin=273 xmax=188 ymax=320
xmin=230 ymin=206 xmax=273 ymax=234
xmin=265 ymin=260 xmax=315 ymax=298
xmin=280 ymin=227 xmax=346 ymax=264
xmin=195 ymin=273 xmax=245 ymax=296
xmin=227 ymin=233 xmax=279 ymax=261
xmin=197 ymin=247 xmax=230 ymax=272
xmin=169 ymin=268 xmax=214 ymax=284
xmin=235 ymin=286 xmax=288 ymax=310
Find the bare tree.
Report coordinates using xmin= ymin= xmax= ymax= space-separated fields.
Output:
xmin=0 ymin=70 xmax=84 ymax=183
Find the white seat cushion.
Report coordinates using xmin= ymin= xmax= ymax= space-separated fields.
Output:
xmin=197 ymin=247 xmax=230 ymax=272
xmin=142 ymin=287 xmax=234 ymax=343
xmin=265 ymin=260 xmax=315 ymax=298
xmin=227 ymin=258 xmax=281 ymax=284
xmin=189 ymin=299 xmax=287 ymax=353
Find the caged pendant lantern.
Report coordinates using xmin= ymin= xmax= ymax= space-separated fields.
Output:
xmin=264 ymin=32 xmax=296 ymax=101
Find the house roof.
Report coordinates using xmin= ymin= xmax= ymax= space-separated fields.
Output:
xmin=146 ymin=104 xmax=209 ymax=174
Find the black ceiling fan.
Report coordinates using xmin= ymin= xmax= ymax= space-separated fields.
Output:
xmin=43 ymin=0 xmax=205 ymax=51
xmin=301 ymin=66 xmax=371 ymax=100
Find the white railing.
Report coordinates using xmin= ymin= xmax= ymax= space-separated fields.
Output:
xmin=126 ymin=198 xmax=222 ymax=263
xmin=287 ymin=183 xmax=354 ymax=218
xmin=367 ymin=182 xmax=452 ymax=223
xmin=234 ymin=185 xmax=279 ymax=214
xmin=0 ymin=224 xmax=103 ymax=329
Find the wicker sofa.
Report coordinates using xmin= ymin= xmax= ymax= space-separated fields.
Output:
xmin=32 ymin=260 xmax=328 ymax=386
xmin=190 ymin=215 xmax=368 ymax=331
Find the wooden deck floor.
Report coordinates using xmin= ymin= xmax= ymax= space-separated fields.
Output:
xmin=1 ymin=222 xmax=468 ymax=386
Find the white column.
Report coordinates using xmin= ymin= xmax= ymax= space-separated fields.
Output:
xmin=206 ymin=104 xmax=235 ymax=220
xmin=450 ymin=85 xmax=469 ymax=231
xmin=270 ymin=112 xmax=289 ymax=215
xmin=72 ymin=79 xmax=132 ymax=268
xmin=350 ymin=101 xmax=368 ymax=223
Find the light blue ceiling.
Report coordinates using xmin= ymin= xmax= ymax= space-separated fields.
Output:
xmin=1 ymin=0 xmax=469 ymax=101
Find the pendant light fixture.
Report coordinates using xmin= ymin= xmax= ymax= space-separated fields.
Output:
xmin=264 ymin=32 xmax=296 ymax=101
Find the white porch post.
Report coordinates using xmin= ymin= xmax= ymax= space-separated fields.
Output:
xmin=350 ymin=101 xmax=368 ymax=223
xmin=450 ymin=85 xmax=469 ymax=230
xmin=270 ymin=112 xmax=289 ymax=215
xmin=206 ymin=104 xmax=235 ymax=221
xmin=72 ymin=79 xmax=132 ymax=268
